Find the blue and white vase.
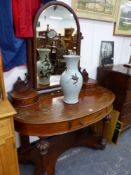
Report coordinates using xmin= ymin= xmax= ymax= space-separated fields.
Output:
xmin=37 ymin=48 xmax=53 ymax=85
xmin=60 ymin=55 xmax=83 ymax=104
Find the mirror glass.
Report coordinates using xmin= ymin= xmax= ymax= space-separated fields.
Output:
xmin=34 ymin=3 xmax=79 ymax=90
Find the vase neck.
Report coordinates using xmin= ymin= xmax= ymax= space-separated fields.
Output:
xmin=64 ymin=56 xmax=80 ymax=70
xmin=37 ymin=49 xmax=50 ymax=61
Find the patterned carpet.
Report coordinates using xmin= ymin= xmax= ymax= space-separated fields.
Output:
xmin=20 ymin=128 xmax=131 ymax=175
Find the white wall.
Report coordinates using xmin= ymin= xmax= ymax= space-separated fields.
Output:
xmin=4 ymin=66 xmax=27 ymax=92
xmin=3 ymin=0 xmax=131 ymax=147
xmin=38 ymin=18 xmax=60 ymax=32
xmin=62 ymin=0 xmax=131 ymax=78
xmin=80 ymin=19 xmax=131 ymax=78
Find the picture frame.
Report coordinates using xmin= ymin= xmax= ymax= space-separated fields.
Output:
xmin=72 ymin=0 xmax=119 ymax=22
xmin=99 ymin=41 xmax=114 ymax=66
xmin=113 ymin=0 xmax=131 ymax=36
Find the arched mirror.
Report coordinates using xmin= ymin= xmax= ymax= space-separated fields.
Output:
xmin=33 ymin=1 xmax=81 ymax=91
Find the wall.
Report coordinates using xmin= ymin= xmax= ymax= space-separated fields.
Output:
xmin=3 ymin=0 xmax=131 ymax=146
xmin=65 ymin=0 xmax=130 ymax=77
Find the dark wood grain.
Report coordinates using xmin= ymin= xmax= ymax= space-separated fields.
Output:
xmin=15 ymin=86 xmax=115 ymax=175
xmin=97 ymin=64 xmax=131 ymax=130
xmin=15 ymin=87 xmax=114 ymax=136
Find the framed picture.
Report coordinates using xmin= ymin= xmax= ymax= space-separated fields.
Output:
xmin=72 ymin=0 xmax=119 ymax=22
xmin=99 ymin=41 xmax=114 ymax=66
xmin=113 ymin=0 xmax=131 ymax=36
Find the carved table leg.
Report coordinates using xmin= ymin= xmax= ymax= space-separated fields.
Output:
xmin=18 ymin=120 xmax=112 ymax=175
xmin=99 ymin=114 xmax=112 ymax=149
xmin=36 ymin=137 xmax=50 ymax=175
xmin=20 ymin=134 xmax=30 ymax=149
xmin=18 ymin=134 xmax=31 ymax=163
xmin=46 ymin=163 xmax=55 ymax=175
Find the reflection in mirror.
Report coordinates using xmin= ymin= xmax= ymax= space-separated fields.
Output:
xmin=34 ymin=3 xmax=79 ymax=89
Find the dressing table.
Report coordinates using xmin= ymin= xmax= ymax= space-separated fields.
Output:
xmin=15 ymin=86 xmax=115 ymax=175
xmin=9 ymin=2 xmax=115 ymax=175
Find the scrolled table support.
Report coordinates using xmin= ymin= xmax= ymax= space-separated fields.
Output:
xmin=36 ymin=137 xmax=50 ymax=175
xmin=99 ymin=114 xmax=112 ymax=149
xmin=14 ymin=87 xmax=115 ymax=175
xmin=36 ymin=137 xmax=50 ymax=155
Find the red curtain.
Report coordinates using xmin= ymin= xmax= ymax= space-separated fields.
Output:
xmin=12 ymin=0 xmax=41 ymax=38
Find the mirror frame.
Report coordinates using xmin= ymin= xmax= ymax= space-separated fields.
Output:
xmin=32 ymin=1 xmax=81 ymax=91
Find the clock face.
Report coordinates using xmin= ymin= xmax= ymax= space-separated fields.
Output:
xmin=47 ymin=30 xmax=57 ymax=39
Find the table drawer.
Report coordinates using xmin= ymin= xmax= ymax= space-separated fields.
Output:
xmin=68 ymin=109 xmax=110 ymax=131
xmin=0 ymin=118 xmax=12 ymax=138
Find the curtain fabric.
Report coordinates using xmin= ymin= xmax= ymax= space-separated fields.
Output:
xmin=12 ymin=0 xmax=55 ymax=37
xmin=0 ymin=0 xmax=55 ymax=71
xmin=12 ymin=0 xmax=41 ymax=38
xmin=0 ymin=0 xmax=27 ymax=71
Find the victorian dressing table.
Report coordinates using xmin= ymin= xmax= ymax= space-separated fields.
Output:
xmin=8 ymin=2 xmax=115 ymax=175
xmin=14 ymin=86 xmax=115 ymax=175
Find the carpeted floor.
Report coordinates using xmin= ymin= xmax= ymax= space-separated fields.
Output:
xmin=20 ymin=128 xmax=131 ymax=175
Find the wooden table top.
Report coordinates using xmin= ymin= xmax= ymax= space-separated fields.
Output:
xmin=14 ymin=86 xmax=115 ymax=136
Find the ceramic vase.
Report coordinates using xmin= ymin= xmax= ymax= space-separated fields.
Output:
xmin=37 ymin=48 xmax=53 ymax=85
xmin=60 ymin=55 xmax=83 ymax=104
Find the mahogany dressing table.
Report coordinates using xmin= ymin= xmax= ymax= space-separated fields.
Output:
xmin=8 ymin=2 xmax=115 ymax=175
xmin=14 ymin=86 xmax=115 ymax=175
